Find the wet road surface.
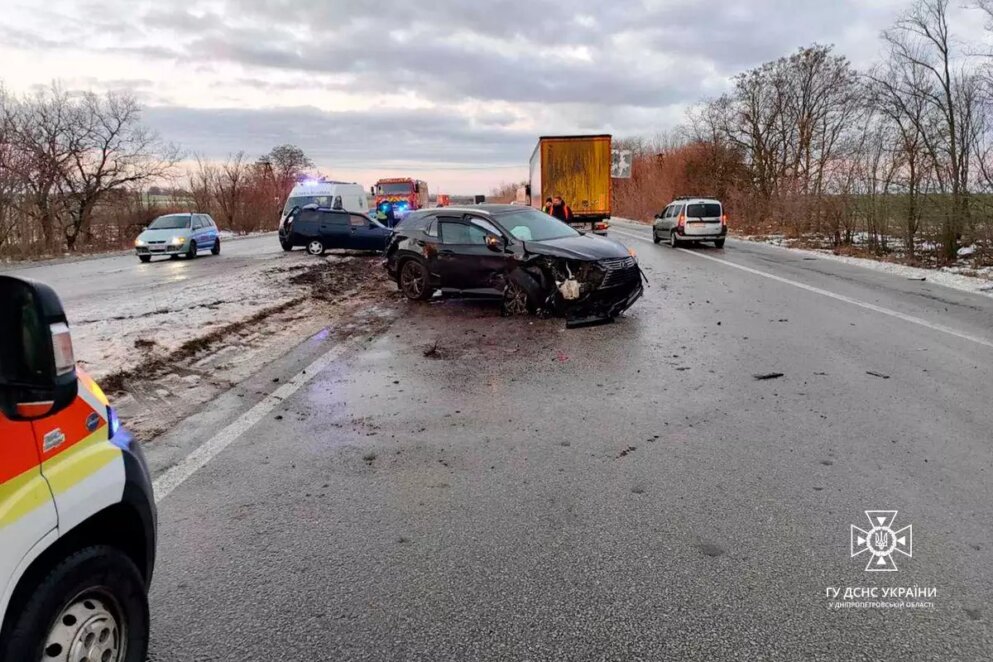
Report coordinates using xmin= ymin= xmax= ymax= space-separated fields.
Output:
xmin=133 ymin=223 xmax=992 ymax=659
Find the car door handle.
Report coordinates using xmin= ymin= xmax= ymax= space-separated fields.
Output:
xmin=439 ymin=249 xmax=454 ymax=256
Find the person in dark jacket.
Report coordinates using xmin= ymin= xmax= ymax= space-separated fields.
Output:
xmin=549 ymin=196 xmax=573 ymax=222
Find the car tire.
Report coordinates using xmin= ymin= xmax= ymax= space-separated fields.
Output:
xmin=280 ymin=238 xmax=293 ymax=252
xmin=0 ymin=545 xmax=149 ymax=662
xmin=306 ymin=240 xmax=325 ymax=256
xmin=502 ymin=279 xmax=534 ymax=316
xmin=399 ymin=259 xmax=431 ymax=301
xmin=714 ymin=238 xmax=725 ymax=249
xmin=669 ymin=231 xmax=679 ymax=248
xmin=211 ymin=238 xmax=221 ymax=255
xmin=652 ymin=230 xmax=661 ymax=244
xmin=186 ymin=241 xmax=197 ymax=259
xmin=138 ymin=255 xmax=151 ymax=263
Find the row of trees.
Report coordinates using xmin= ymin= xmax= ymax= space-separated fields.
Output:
xmin=0 ymin=86 xmax=177 ymax=254
xmin=615 ymin=0 xmax=993 ymax=266
xmin=0 ymin=84 xmax=314 ymax=257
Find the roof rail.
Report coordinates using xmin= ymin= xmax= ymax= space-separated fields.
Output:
xmin=673 ymin=195 xmax=714 ymax=200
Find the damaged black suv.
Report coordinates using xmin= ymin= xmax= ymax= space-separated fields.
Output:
xmin=384 ymin=205 xmax=644 ymax=325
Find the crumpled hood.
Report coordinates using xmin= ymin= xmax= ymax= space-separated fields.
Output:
xmin=523 ymin=234 xmax=630 ymax=261
xmin=138 ymin=228 xmax=190 ymax=242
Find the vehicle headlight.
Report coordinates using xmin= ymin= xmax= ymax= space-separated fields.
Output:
xmin=135 ymin=238 xmax=146 ymax=247
xmin=171 ymin=236 xmax=185 ymax=245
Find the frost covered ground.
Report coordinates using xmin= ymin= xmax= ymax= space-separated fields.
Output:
xmin=740 ymin=234 xmax=993 ymax=296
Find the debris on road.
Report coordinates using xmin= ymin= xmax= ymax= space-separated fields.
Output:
xmin=616 ymin=446 xmax=637 ymax=459
xmin=866 ymin=370 xmax=891 ymax=379
xmin=753 ymin=372 xmax=785 ymax=380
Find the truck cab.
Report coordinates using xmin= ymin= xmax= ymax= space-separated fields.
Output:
xmin=0 ymin=275 xmax=156 ymax=662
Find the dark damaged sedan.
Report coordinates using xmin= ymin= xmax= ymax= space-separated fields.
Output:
xmin=384 ymin=205 xmax=644 ymax=326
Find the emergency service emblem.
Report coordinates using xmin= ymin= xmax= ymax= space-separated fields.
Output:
xmin=86 ymin=411 xmax=101 ymax=432
xmin=851 ymin=510 xmax=912 ymax=572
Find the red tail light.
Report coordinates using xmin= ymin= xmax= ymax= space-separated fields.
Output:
xmin=677 ymin=214 xmax=685 ymax=228
xmin=721 ymin=214 xmax=728 ymax=226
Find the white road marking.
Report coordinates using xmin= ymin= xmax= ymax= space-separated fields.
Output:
xmin=152 ymin=342 xmax=350 ymax=503
xmin=611 ymin=228 xmax=993 ymax=351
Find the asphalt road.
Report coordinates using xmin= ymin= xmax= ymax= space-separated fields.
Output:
xmin=3 ymin=233 xmax=281 ymax=313
xmin=19 ymin=225 xmax=993 ymax=659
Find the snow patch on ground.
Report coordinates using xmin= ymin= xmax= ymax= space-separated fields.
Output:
xmin=738 ymin=237 xmax=993 ymax=296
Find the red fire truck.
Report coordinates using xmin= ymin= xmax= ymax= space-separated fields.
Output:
xmin=373 ymin=178 xmax=429 ymax=216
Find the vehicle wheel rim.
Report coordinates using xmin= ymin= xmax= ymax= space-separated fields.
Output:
xmin=308 ymin=241 xmax=322 ymax=255
xmin=45 ymin=593 xmax=125 ymax=662
xmin=504 ymin=282 xmax=529 ymax=315
xmin=401 ymin=263 xmax=424 ymax=298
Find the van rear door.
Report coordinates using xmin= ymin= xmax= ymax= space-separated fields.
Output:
xmin=683 ymin=202 xmax=723 ymax=236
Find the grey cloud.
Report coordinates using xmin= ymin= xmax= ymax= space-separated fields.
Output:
xmin=142 ymin=105 xmax=536 ymax=167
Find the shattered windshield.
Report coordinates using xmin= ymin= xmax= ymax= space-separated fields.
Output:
xmin=496 ymin=209 xmax=580 ymax=242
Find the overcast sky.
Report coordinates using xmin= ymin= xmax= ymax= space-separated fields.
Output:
xmin=2 ymin=0 xmax=983 ymax=193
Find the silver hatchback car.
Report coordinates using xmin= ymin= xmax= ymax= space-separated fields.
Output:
xmin=652 ymin=197 xmax=727 ymax=248
xmin=134 ymin=213 xmax=221 ymax=262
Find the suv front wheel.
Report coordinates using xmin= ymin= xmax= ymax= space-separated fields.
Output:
xmin=0 ymin=546 xmax=149 ymax=662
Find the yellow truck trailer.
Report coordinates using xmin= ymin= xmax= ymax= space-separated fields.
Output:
xmin=528 ymin=134 xmax=611 ymax=233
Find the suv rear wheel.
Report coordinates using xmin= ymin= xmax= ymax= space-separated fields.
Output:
xmin=399 ymin=259 xmax=431 ymax=301
xmin=714 ymin=238 xmax=725 ymax=249
xmin=669 ymin=231 xmax=679 ymax=248
xmin=1 ymin=546 xmax=149 ymax=662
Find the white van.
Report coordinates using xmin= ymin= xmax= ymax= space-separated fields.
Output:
xmin=279 ymin=181 xmax=369 ymax=228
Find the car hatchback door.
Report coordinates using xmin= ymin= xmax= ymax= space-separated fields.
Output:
xmin=684 ymin=202 xmax=722 ymax=236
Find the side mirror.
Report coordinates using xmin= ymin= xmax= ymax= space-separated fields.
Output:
xmin=485 ymin=233 xmax=505 ymax=252
xmin=0 ymin=276 xmax=78 ymax=421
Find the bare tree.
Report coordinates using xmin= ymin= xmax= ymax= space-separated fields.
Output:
xmin=59 ymin=91 xmax=178 ymax=249
xmin=883 ymin=0 xmax=969 ymax=259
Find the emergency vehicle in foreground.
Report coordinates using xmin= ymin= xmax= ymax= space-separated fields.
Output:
xmin=373 ymin=178 xmax=429 ymax=217
xmin=0 ymin=275 xmax=156 ymax=662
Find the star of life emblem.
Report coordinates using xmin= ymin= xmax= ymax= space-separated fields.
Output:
xmin=851 ymin=510 xmax=912 ymax=571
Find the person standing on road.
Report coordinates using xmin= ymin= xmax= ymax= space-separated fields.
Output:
xmin=384 ymin=202 xmax=397 ymax=228
xmin=550 ymin=196 xmax=573 ymax=223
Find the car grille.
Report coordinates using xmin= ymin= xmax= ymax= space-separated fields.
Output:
xmin=598 ymin=256 xmax=640 ymax=289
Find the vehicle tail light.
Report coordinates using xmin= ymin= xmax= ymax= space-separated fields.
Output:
xmin=50 ymin=322 xmax=75 ymax=376
xmin=677 ymin=214 xmax=685 ymax=228
xmin=721 ymin=214 xmax=728 ymax=227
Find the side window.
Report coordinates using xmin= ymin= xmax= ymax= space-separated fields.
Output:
xmin=327 ymin=213 xmax=349 ymax=227
xmin=661 ymin=206 xmax=672 ymax=219
xmin=424 ymin=219 xmax=438 ymax=237
xmin=193 ymin=217 xmax=204 ymax=230
xmin=469 ymin=217 xmax=500 ymax=236
xmin=205 ymin=215 xmax=216 ymax=228
xmin=438 ymin=219 xmax=470 ymax=244
xmin=672 ymin=205 xmax=683 ymax=218
xmin=349 ymin=214 xmax=366 ymax=229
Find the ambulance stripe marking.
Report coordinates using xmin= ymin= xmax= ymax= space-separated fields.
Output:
xmin=41 ymin=427 xmax=120 ymax=497
xmin=0 ymin=469 xmax=53 ymax=529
